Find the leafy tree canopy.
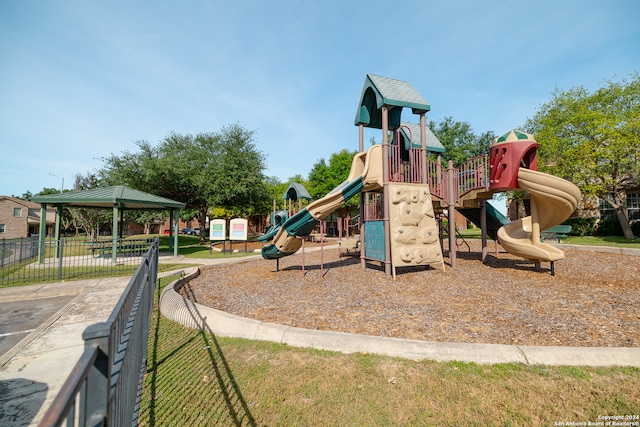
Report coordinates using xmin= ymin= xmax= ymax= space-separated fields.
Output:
xmin=428 ymin=117 xmax=495 ymax=167
xmin=307 ymin=149 xmax=358 ymax=199
xmin=99 ymin=124 xmax=270 ymax=242
xmin=525 ymin=72 xmax=640 ymax=239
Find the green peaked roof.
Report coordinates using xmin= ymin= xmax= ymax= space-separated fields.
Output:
xmin=32 ymin=185 xmax=185 ymax=209
xmin=355 ymin=74 xmax=430 ymax=130
xmin=399 ymin=122 xmax=445 ymax=153
xmin=283 ymin=182 xmax=312 ymax=201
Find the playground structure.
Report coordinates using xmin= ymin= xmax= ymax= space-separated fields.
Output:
xmin=259 ymin=74 xmax=581 ymax=277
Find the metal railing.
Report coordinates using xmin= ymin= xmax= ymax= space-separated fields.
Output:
xmin=0 ymin=237 xmax=154 ymax=287
xmin=456 ymin=155 xmax=490 ymax=199
xmin=38 ymin=238 xmax=159 ymax=426
xmin=389 ymin=143 xmax=424 ymax=184
xmin=425 ymin=155 xmax=490 ymax=204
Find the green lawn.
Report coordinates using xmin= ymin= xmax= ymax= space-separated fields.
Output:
xmin=156 ymin=234 xmax=261 ymax=259
xmin=456 ymin=228 xmax=640 ymax=249
xmin=138 ymin=275 xmax=640 ymax=426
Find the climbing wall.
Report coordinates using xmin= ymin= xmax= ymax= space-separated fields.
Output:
xmin=388 ymin=183 xmax=444 ymax=275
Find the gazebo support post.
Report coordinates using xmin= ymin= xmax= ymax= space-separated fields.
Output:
xmin=119 ymin=208 xmax=124 ymax=239
xmin=54 ymin=205 xmax=62 ymax=258
xmin=172 ymin=209 xmax=180 ymax=256
xmin=112 ymin=205 xmax=119 ymax=264
xmin=168 ymin=210 xmax=174 ymax=253
xmin=38 ymin=205 xmax=47 ymax=264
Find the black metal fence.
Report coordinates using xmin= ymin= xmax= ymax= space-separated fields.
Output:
xmin=38 ymin=238 xmax=159 ymax=426
xmin=0 ymin=237 xmax=155 ymax=287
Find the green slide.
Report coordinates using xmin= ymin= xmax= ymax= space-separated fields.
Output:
xmin=261 ymin=177 xmax=364 ymax=259
xmin=457 ymin=202 xmax=509 ymax=240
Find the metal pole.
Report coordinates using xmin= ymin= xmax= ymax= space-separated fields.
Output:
xmin=447 ymin=160 xmax=457 ymax=268
xmin=320 ymin=221 xmax=325 ymax=277
xmin=301 ymin=238 xmax=305 ymax=276
xmin=359 ymin=123 xmax=366 ymax=269
xmin=381 ymin=106 xmax=392 ymax=277
xmin=420 ymin=112 xmax=428 ymax=184
xmin=81 ymin=323 xmax=110 ymax=425
xmin=57 ymin=238 xmax=64 ymax=280
xmin=111 ymin=205 xmax=118 ymax=264
xmin=480 ymin=200 xmax=487 ymax=263
xmin=54 ymin=205 xmax=62 ymax=258
xmin=38 ymin=205 xmax=47 ymax=263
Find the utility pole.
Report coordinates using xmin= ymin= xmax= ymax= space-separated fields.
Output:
xmin=49 ymin=173 xmax=64 ymax=193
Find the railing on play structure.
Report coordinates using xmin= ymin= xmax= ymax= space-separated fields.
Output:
xmin=388 ymin=143 xmax=424 ymax=184
xmin=380 ymin=140 xmax=491 ymax=206
xmin=426 ymin=154 xmax=490 ymax=205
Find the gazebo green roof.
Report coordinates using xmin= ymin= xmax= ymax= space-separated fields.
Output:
xmin=32 ymin=186 xmax=185 ymax=260
xmin=32 ymin=185 xmax=185 ymax=210
xmin=354 ymin=74 xmax=431 ymax=130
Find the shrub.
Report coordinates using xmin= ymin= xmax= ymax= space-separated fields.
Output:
xmin=565 ymin=217 xmax=597 ymax=236
xmin=594 ymin=218 xmax=624 ymax=236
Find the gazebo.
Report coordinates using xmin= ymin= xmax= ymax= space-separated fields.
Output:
xmin=32 ymin=186 xmax=185 ymax=262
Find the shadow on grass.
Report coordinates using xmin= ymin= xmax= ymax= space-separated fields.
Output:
xmin=145 ymin=282 xmax=256 ymax=426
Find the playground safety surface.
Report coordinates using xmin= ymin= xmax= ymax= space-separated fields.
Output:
xmin=181 ymin=240 xmax=639 ymax=348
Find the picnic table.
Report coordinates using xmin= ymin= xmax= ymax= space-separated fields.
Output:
xmin=85 ymin=239 xmax=149 ymax=258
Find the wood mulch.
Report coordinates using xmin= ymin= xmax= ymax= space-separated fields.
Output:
xmin=180 ymin=239 xmax=640 ymax=348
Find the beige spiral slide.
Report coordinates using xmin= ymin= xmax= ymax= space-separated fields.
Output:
xmin=497 ymin=168 xmax=582 ymax=262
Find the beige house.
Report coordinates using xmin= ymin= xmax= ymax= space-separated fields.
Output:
xmin=0 ymin=196 xmax=56 ymax=239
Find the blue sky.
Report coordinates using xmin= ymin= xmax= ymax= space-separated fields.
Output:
xmin=1 ymin=0 xmax=638 ymax=198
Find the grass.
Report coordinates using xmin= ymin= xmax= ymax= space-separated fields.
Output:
xmin=456 ymin=227 xmax=640 ymax=249
xmin=138 ymin=275 xmax=640 ymax=426
xmin=156 ymin=234 xmax=261 ymax=259
xmin=0 ymin=234 xmax=259 ymax=288
xmin=563 ymin=235 xmax=640 ymax=248
xmin=0 ymin=263 xmax=198 ymax=288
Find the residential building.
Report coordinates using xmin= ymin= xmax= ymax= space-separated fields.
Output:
xmin=0 ymin=196 xmax=56 ymax=239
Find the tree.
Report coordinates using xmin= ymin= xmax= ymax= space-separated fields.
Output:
xmin=260 ymin=175 xmax=311 ymax=215
xmin=128 ymin=210 xmax=168 ymax=235
xmin=67 ymin=173 xmax=111 ymax=238
xmin=100 ymin=124 xmax=270 ymax=243
xmin=307 ymin=149 xmax=358 ymax=206
xmin=428 ymin=117 xmax=495 ymax=166
xmin=34 ymin=187 xmax=76 ymax=236
xmin=525 ymin=72 xmax=640 ymax=239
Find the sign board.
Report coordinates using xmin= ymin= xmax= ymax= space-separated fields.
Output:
xmin=229 ymin=218 xmax=248 ymax=241
xmin=210 ymin=219 xmax=226 ymax=240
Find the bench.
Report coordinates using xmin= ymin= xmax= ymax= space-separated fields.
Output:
xmin=308 ymin=233 xmax=326 ymax=242
xmin=541 ymin=225 xmax=572 ymax=243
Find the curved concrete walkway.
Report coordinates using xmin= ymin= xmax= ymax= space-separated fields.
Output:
xmin=160 ymin=262 xmax=640 ymax=368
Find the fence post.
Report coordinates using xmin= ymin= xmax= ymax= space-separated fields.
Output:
xmin=19 ymin=237 xmax=25 ymax=265
xmin=81 ymin=323 xmax=110 ymax=425
xmin=57 ymin=239 xmax=64 ymax=280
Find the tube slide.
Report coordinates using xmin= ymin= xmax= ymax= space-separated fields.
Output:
xmin=261 ymin=145 xmax=384 ymax=259
xmin=497 ymin=168 xmax=581 ymax=262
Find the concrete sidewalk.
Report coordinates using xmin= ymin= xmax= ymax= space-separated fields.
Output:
xmin=0 ymin=254 xmax=258 ymax=427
